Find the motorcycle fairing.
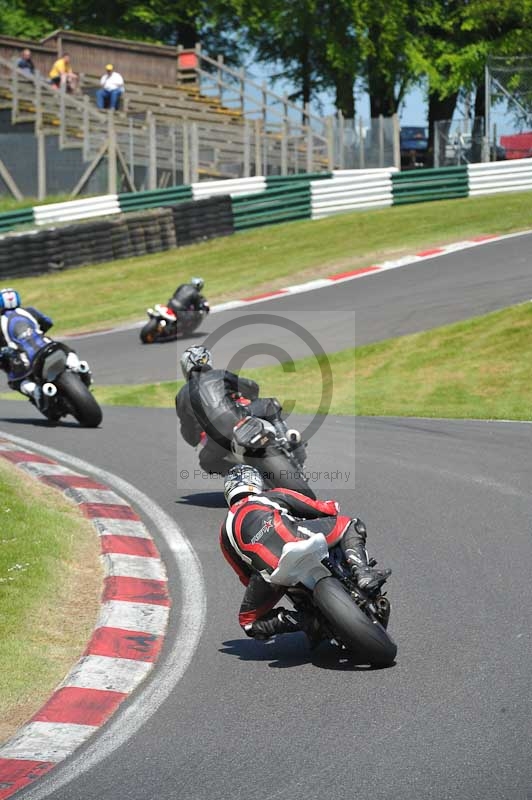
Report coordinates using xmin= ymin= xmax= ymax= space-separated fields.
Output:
xmin=270 ymin=533 xmax=330 ymax=589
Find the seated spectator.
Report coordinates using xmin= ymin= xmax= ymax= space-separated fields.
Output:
xmin=49 ymin=52 xmax=78 ymax=93
xmin=17 ymin=48 xmax=35 ymax=77
xmin=96 ymin=64 xmax=125 ymax=110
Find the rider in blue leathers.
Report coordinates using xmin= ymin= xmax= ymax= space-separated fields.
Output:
xmin=0 ymin=288 xmax=54 ymax=406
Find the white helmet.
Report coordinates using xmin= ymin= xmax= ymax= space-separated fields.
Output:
xmin=0 ymin=288 xmax=21 ymax=312
xmin=224 ymin=465 xmax=264 ymax=506
xmin=191 ymin=277 xmax=204 ymax=291
xmin=180 ymin=345 xmax=212 ymax=378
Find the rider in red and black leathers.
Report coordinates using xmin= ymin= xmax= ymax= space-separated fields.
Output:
xmin=220 ymin=484 xmax=389 ymax=640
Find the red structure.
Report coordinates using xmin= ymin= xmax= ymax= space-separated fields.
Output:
xmin=500 ymin=132 xmax=532 ymax=159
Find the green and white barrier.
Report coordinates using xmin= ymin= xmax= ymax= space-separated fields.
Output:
xmin=468 ymin=158 xmax=532 ymax=196
xmin=311 ymin=169 xmax=396 ymax=219
xmin=34 ymin=194 xmax=121 ymax=225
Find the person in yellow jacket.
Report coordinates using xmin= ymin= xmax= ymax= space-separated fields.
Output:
xmin=49 ymin=52 xmax=78 ymax=93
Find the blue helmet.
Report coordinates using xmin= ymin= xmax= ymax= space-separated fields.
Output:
xmin=0 ymin=288 xmax=20 ymax=312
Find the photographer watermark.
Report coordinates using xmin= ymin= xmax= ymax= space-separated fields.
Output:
xmin=175 ymin=311 xmax=357 ymax=491
xmin=183 ymin=468 xmax=352 ymax=484
xmin=201 ymin=312 xmax=334 ymax=444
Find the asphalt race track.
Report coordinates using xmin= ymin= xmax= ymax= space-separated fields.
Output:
xmin=3 ymin=232 xmax=532 ymax=800
xmin=67 ymin=231 xmax=532 ymax=384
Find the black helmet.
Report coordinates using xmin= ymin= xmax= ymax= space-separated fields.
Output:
xmin=224 ymin=465 xmax=264 ymax=506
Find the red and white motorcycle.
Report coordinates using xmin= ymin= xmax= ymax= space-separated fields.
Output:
xmin=139 ymin=300 xmax=209 ymax=344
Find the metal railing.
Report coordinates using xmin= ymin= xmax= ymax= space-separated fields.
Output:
xmin=0 ymin=54 xmax=399 ymax=198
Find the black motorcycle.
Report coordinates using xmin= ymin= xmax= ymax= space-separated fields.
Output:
xmin=230 ymin=414 xmax=315 ymax=499
xmin=140 ymin=301 xmax=209 ymax=344
xmin=30 ymin=342 xmax=102 ymax=427
xmin=271 ymin=532 xmax=396 ymax=666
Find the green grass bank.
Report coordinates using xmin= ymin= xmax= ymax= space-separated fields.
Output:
xmin=87 ymin=301 xmax=532 ymax=422
xmin=7 ymin=190 xmax=532 ymax=336
xmin=0 ymin=460 xmax=102 ymax=743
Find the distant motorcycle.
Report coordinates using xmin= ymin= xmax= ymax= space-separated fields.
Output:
xmin=271 ymin=532 xmax=396 ymax=666
xmin=30 ymin=342 xmax=102 ymax=427
xmin=140 ymin=301 xmax=209 ymax=344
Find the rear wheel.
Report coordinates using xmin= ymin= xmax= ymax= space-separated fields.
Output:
xmin=140 ymin=318 xmax=160 ymax=344
xmin=247 ymin=450 xmax=316 ymax=499
xmin=56 ymin=371 xmax=102 ymax=428
xmin=313 ymin=576 xmax=396 ymax=667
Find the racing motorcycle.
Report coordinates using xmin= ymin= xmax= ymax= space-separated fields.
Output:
xmin=28 ymin=342 xmax=102 ymax=427
xmin=229 ymin=413 xmax=316 ymax=499
xmin=140 ymin=301 xmax=209 ymax=344
xmin=271 ymin=532 xmax=396 ymax=666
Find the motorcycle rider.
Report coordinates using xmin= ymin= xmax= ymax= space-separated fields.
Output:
xmin=176 ymin=345 xmax=303 ymax=476
xmin=0 ymin=288 xmax=54 ymax=406
xmin=168 ymin=277 xmax=209 ymax=321
xmin=220 ymin=464 xmax=392 ymax=642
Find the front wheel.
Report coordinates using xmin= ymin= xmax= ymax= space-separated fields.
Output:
xmin=140 ymin=318 xmax=160 ymax=344
xmin=313 ymin=577 xmax=396 ymax=667
xmin=246 ymin=450 xmax=316 ymax=499
xmin=56 ymin=370 xmax=102 ymax=428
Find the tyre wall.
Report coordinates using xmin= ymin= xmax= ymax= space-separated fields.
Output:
xmin=0 ymin=197 xmax=233 ymax=278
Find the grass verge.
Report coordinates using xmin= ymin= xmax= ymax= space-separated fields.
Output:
xmin=86 ymin=301 xmax=532 ymax=421
xmin=6 ymin=190 xmax=532 ymax=336
xmin=0 ymin=460 xmax=102 ymax=744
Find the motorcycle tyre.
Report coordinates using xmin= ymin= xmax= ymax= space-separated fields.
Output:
xmin=56 ymin=371 xmax=102 ymax=428
xmin=247 ymin=451 xmax=316 ymax=499
xmin=140 ymin=319 xmax=160 ymax=344
xmin=313 ymin=576 xmax=396 ymax=667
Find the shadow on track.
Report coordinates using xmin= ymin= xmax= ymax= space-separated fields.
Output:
xmin=220 ymin=638 xmax=396 ymax=671
xmin=0 ymin=416 xmax=84 ymax=429
xmin=177 ymin=492 xmax=226 ymax=508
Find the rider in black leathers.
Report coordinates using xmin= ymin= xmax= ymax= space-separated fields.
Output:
xmin=168 ymin=277 xmax=209 ymax=321
xmin=176 ymin=345 xmax=301 ymax=476
xmin=220 ymin=465 xmax=392 ymax=642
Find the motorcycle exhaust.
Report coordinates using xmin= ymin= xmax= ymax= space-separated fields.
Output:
xmin=77 ymin=360 xmax=90 ymax=374
xmin=42 ymin=382 xmax=57 ymax=397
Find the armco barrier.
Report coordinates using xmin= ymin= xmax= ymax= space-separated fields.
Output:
xmin=231 ymin=183 xmax=312 ymax=230
xmin=468 ymin=158 xmax=532 ymax=196
xmin=0 ymin=207 xmax=35 ymax=233
xmin=311 ymin=169 xmax=395 ymax=219
xmin=392 ymin=166 xmax=468 ymax=204
xmin=266 ymin=172 xmax=332 ymax=187
xmin=34 ymin=195 xmax=121 ymax=225
xmin=192 ymin=176 xmax=266 ymax=199
xmin=118 ymin=185 xmax=193 ymax=212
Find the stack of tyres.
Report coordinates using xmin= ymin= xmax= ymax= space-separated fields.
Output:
xmin=170 ymin=195 xmax=234 ymax=247
xmin=84 ymin=220 xmax=115 ymax=264
xmin=110 ymin=219 xmax=130 ymax=260
xmin=157 ymin=208 xmax=177 ymax=250
xmin=58 ymin=224 xmax=94 ymax=268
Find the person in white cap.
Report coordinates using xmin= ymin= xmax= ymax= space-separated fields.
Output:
xmin=96 ymin=63 xmax=124 ymax=110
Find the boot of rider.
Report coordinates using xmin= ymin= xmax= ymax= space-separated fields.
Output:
xmin=20 ymin=379 xmax=42 ymax=408
xmin=245 ymin=607 xmax=321 ymax=645
xmin=344 ymin=518 xmax=391 ymax=594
